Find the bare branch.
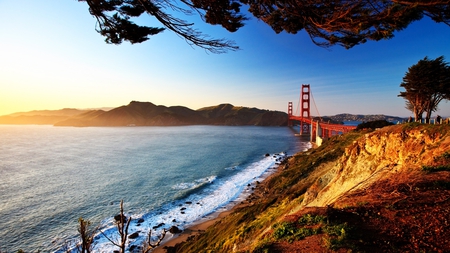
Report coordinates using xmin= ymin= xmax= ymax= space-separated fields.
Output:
xmin=97 ymin=200 xmax=132 ymax=253
xmin=143 ymin=229 xmax=167 ymax=253
xmin=137 ymin=0 xmax=239 ymax=53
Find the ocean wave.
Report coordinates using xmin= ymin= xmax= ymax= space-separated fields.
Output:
xmin=224 ymin=165 xmax=241 ymax=170
xmin=78 ymin=152 xmax=288 ymax=253
xmin=171 ymin=175 xmax=217 ymax=190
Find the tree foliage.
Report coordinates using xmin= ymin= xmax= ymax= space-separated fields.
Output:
xmin=80 ymin=0 xmax=245 ymax=53
xmin=399 ymin=56 xmax=450 ymax=121
xmin=79 ymin=0 xmax=450 ymax=52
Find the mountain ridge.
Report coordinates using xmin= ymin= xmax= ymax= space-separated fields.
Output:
xmin=326 ymin=113 xmax=406 ymax=123
xmin=0 ymin=101 xmax=408 ymax=126
xmin=53 ymin=101 xmax=288 ymax=126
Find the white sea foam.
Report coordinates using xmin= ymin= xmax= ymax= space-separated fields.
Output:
xmin=1 ymin=125 xmax=310 ymax=252
xmin=67 ymin=153 xmax=288 ymax=253
xmin=171 ymin=176 xmax=217 ymax=190
xmin=224 ymin=165 xmax=241 ymax=170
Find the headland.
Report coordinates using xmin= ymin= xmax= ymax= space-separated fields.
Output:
xmin=158 ymin=123 xmax=450 ymax=253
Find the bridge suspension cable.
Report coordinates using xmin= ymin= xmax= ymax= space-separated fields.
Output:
xmin=293 ymin=85 xmax=321 ymax=121
xmin=310 ymin=90 xmax=322 ymax=121
xmin=287 ymin=84 xmax=356 ymax=144
xmin=295 ymin=90 xmax=301 ymax=117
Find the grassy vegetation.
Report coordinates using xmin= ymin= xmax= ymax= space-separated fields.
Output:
xmin=422 ymin=165 xmax=450 ymax=172
xmin=173 ymin=124 xmax=449 ymax=253
xmin=298 ymin=213 xmax=327 ymax=225
xmin=422 ymin=152 xmax=450 ymax=172
xmin=265 ymin=130 xmax=367 ymax=199
xmin=402 ymin=122 xmax=450 ymax=136
xmin=174 ymin=130 xmax=366 ymax=253
xmin=4 ymin=124 xmax=449 ymax=252
xmin=254 ymin=213 xmax=353 ymax=252
xmin=443 ymin=152 xmax=450 ymax=159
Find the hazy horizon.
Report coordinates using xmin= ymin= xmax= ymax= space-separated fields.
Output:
xmin=1 ymin=0 xmax=450 ymax=117
xmin=0 ymin=101 xmax=427 ymax=118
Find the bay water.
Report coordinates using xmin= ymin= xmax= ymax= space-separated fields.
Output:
xmin=0 ymin=125 xmax=310 ymax=252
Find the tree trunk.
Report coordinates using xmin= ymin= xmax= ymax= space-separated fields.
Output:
xmin=426 ymin=109 xmax=432 ymax=123
xmin=414 ymin=107 xmax=423 ymax=122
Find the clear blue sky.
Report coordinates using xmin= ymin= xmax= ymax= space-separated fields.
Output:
xmin=1 ymin=0 xmax=450 ymax=117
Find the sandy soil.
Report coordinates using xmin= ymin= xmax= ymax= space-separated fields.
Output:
xmin=152 ymin=146 xmax=450 ymax=253
xmin=152 ymin=206 xmax=243 ymax=253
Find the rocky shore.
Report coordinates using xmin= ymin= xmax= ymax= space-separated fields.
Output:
xmin=158 ymin=124 xmax=450 ymax=253
xmin=153 ymin=155 xmax=292 ymax=253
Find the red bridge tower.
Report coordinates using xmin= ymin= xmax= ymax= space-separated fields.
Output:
xmin=300 ymin=84 xmax=311 ymax=135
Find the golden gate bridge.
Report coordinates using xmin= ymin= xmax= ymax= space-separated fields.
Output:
xmin=288 ymin=84 xmax=356 ymax=145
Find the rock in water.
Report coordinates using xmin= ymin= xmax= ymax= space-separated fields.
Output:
xmin=169 ymin=226 xmax=182 ymax=234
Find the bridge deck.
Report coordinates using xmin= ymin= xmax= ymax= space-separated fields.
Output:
xmin=288 ymin=115 xmax=356 ymax=133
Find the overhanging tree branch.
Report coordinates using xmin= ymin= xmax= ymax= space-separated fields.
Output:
xmin=79 ymin=0 xmax=450 ymax=52
xmin=137 ymin=0 xmax=239 ymax=53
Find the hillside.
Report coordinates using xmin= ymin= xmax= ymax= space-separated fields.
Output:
xmin=197 ymin=104 xmax=287 ymax=126
xmin=0 ymin=108 xmax=91 ymax=125
xmin=0 ymin=102 xmax=286 ymax=127
xmin=54 ymin=102 xmax=288 ymax=127
xmin=1 ymin=103 xmax=408 ymax=127
xmin=327 ymin=113 xmax=406 ymax=123
xmin=168 ymin=123 xmax=450 ymax=253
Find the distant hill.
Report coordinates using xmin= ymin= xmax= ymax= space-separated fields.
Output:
xmin=0 ymin=108 xmax=91 ymax=125
xmin=325 ymin=113 xmax=406 ymax=123
xmin=0 ymin=103 xmax=409 ymax=127
xmin=53 ymin=101 xmax=288 ymax=127
xmin=7 ymin=108 xmax=84 ymax=117
xmin=197 ymin=104 xmax=287 ymax=126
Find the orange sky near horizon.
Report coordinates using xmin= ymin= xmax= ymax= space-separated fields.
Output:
xmin=1 ymin=0 xmax=450 ymax=118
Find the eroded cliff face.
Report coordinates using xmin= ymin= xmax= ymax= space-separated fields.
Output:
xmin=170 ymin=124 xmax=450 ymax=253
xmin=303 ymin=124 xmax=450 ymax=207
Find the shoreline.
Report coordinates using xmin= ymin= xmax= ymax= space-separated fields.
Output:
xmin=152 ymin=155 xmax=291 ymax=253
xmin=151 ymin=205 xmax=239 ymax=253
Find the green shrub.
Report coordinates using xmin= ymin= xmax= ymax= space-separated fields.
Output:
xmin=356 ymin=120 xmax=394 ymax=130
xmin=272 ymin=221 xmax=319 ymax=242
xmin=322 ymin=222 xmax=349 ymax=237
xmin=298 ymin=214 xmax=327 ymax=225
xmin=422 ymin=165 xmax=450 ymax=172
xmin=322 ymin=222 xmax=351 ymax=250
xmin=272 ymin=222 xmax=297 ymax=239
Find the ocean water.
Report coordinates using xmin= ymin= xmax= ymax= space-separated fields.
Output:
xmin=0 ymin=125 xmax=310 ymax=252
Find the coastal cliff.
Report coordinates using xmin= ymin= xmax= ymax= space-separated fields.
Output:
xmin=303 ymin=124 xmax=450 ymax=207
xmin=170 ymin=124 xmax=450 ymax=253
